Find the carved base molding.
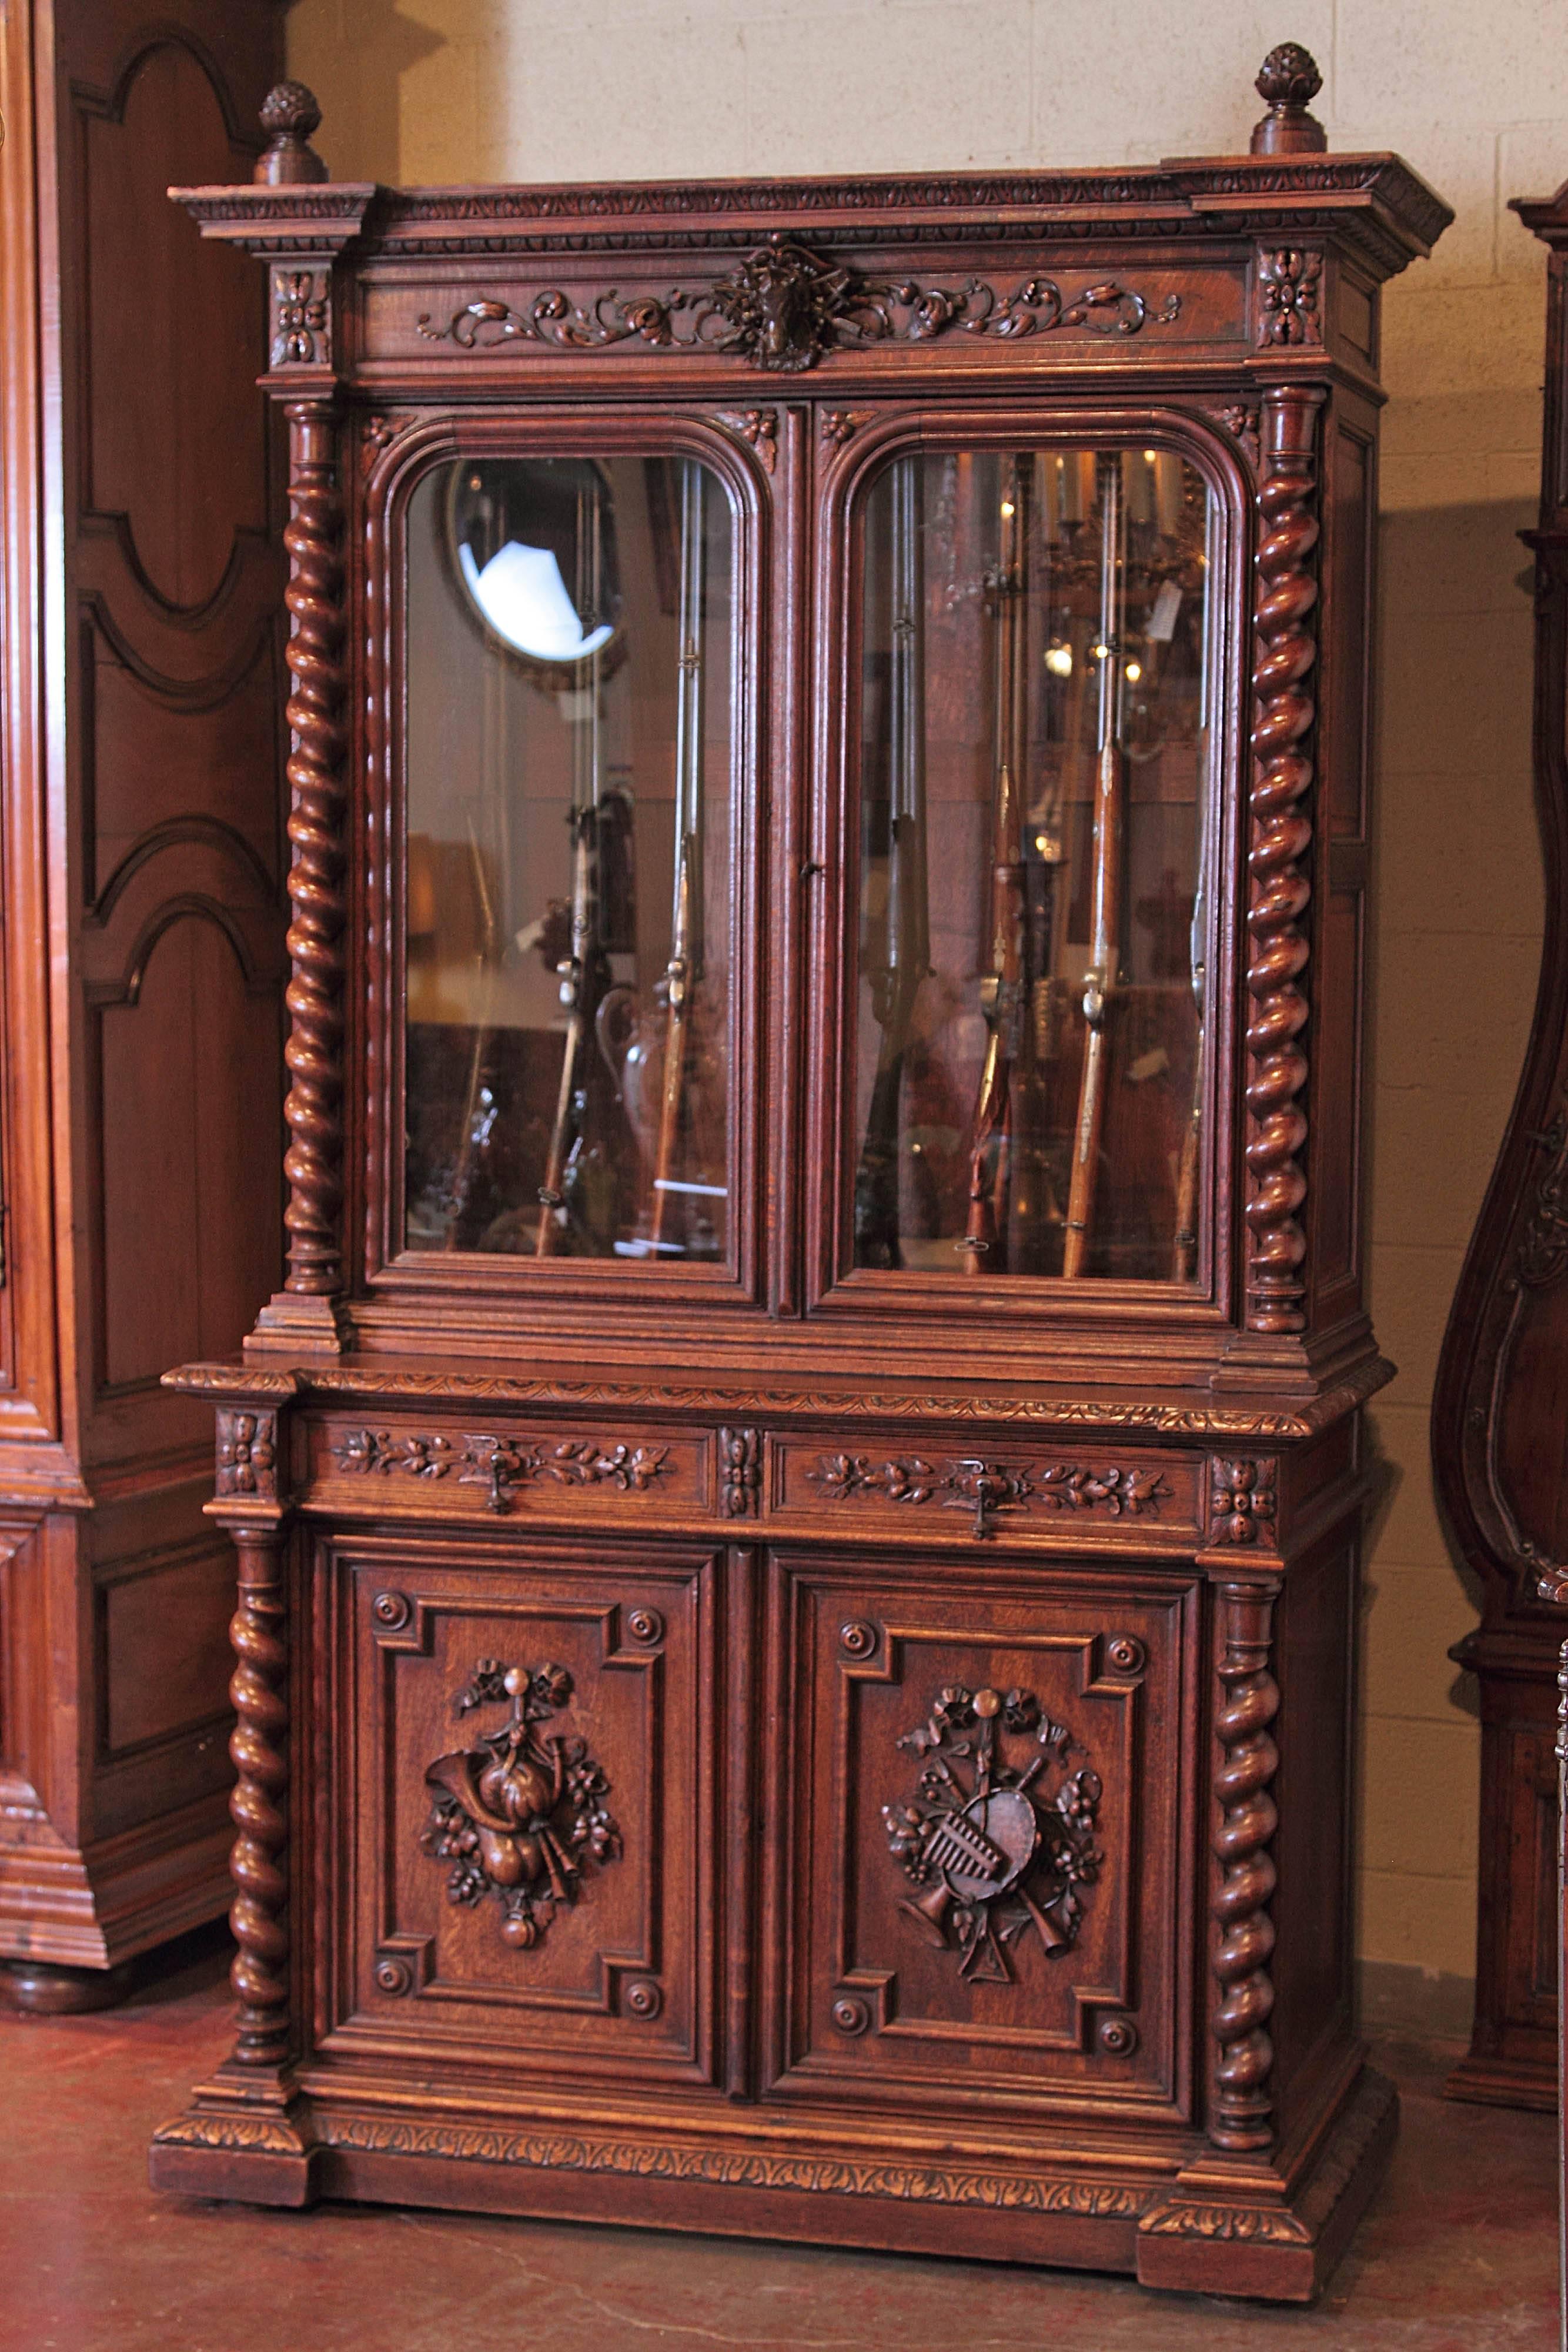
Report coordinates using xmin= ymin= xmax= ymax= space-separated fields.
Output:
xmin=144 ymin=2064 xmax=1396 ymax=2297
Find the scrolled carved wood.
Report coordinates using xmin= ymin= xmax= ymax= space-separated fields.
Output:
xmin=810 ymin=1451 xmax=1169 ymax=1536
xmin=1211 ymin=1578 xmax=1281 ymax=2151
xmin=226 ymin=1527 xmax=291 ymax=2067
xmin=882 ymin=1683 xmax=1102 ymax=1983
xmin=416 ymin=243 xmax=1183 ymax=372
xmin=1245 ymin=389 xmax=1323 ymax=1335
xmin=420 ymin=1661 xmax=620 ymax=1952
xmin=331 ymin=1425 xmax=670 ymax=1512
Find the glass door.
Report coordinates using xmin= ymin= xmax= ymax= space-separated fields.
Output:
xmin=845 ymin=441 xmax=1218 ymax=1289
xmin=400 ymin=450 xmax=738 ymax=1270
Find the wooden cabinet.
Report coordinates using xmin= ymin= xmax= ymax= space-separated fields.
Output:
xmin=149 ymin=51 xmax=1450 ymax=2298
xmin=0 ymin=0 xmax=285 ymax=2009
xmin=1433 ymin=171 xmax=1568 ymax=2114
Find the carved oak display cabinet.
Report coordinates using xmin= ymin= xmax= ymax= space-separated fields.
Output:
xmin=151 ymin=55 xmax=1449 ymax=2301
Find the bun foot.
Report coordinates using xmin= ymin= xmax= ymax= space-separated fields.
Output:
xmin=0 ymin=1957 xmax=136 ymax=2015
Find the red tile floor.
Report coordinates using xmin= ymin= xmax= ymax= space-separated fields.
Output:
xmin=0 ymin=1927 xmax=1558 ymax=2351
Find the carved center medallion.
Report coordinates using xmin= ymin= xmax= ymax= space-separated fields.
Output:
xmin=420 ymin=1659 xmax=620 ymax=1950
xmin=882 ymin=1683 xmax=1102 ymax=1982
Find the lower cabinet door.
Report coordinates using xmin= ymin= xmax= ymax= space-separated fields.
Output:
xmin=765 ymin=1550 xmax=1196 ymax=2119
xmin=320 ymin=1532 xmax=720 ymax=2086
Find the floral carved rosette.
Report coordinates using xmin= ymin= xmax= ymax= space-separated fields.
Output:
xmin=421 ymin=1660 xmax=619 ymax=1951
xmin=882 ymin=1683 xmax=1102 ymax=1983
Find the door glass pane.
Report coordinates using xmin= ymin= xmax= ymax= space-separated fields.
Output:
xmin=852 ymin=447 xmax=1214 ymax=1282
xmin=404 ymin=455 xmax=734 ymax=1261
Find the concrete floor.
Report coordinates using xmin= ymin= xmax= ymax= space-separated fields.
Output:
xmin=0 ymin=1929 xmax=1558 ymax=2352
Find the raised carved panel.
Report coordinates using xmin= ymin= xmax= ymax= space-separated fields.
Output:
xmin=777 ymin=1440 xmax=1197 ymax=1541
xmin=319 ymin=1421 xmax=684 ymax=1515
xmin=771 ymin=1555 xmax=1189 ymax=2113
xmin=337 ymin=1542 xmax=717 ymax=2079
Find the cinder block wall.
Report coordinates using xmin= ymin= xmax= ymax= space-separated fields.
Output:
xmin=287 ymin=0 xmax=1566 ymax=2003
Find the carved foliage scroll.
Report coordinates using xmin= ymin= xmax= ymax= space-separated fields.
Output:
xmin=417 ymin=238 xmax=1183 ymax=373
xmin=882 ymin=1683 xmax=1104 ymax=1983
xmin=1245 ymin=389 xmax=1323 ymax=1334
xmin=332 ymin=1426 xmax=670 ymax=1513
xmin=420 ymin=1661 xmax=620 ymax=1950
xmin=1211 ymin=1579 xmax=1281 ymax=2150
xmin=811 ymin=1452 xmax=1169 ymax=1538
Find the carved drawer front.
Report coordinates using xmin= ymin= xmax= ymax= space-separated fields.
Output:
xmin=328 ymin=1537 xmax=717 ymax=2084
xmin=766 ymin=1552 xmax=1193 ymax=2118
xmin=773 ymin=1437 xmax=1199 ymax=1548
xmin=310 ymin=1416 xmax=706 ymax=1522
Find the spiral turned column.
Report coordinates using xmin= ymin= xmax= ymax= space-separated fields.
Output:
xmin=1245 ymin=389 xmax=1324 ymax=1335
xmin=1211 ymin=1576 xmax=1281 ymax=2151
xmin=228 ymin=1525 xmax=290 ymax=2067
xmin=280 ymin=398 xmax=347 ymax=1301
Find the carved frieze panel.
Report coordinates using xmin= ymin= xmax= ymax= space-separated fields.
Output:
xmin=329 ymin=1425 xmax=671 ymax=1514
xmin=413 ymin=238 xmax=1184 ymax=372
xmin=807 ymin=1450 xmax=1171 ymax=1538
xmin=420 ymin=1659 xmax=620 ymax=1952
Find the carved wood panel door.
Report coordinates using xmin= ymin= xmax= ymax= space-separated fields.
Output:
xmin=322 ymin=1535 xmax=720 ymax=2085
xmin=763 ymin=1551 xmax=1196 ymax=2118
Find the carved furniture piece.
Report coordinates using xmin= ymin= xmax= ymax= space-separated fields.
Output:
xmin=1434 ymin=175 xmax=1568 ymax=2114
xmin=151 ymin=56 xmax=1448 ymax=2300
xmin=0 ymin=0 xmax=285 ymax=2009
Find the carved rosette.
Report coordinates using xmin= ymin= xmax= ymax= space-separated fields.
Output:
xmin=882 ymin=1683 xmax=1103 ymax=1983
xmin=1211 ymin=1579 xmax=1281 ymax=2150
xmin=270 ymin=269 xmax=329 ymax=368
xmin=228 ymin=1529 xmax=291 ymax=2066
xmin=420 ymin=1661 xmax=620 ymax=1950
xmin=1257 ymin=249 xmax=1323 ymax=347
xmin=279 ymin=402 xmax=349 ymax=1302
xmin=1245 ymin=390 xmax=1323 ymax=1334
xmin=718 ymin=1427 xmax=761 ymax=1517
xmin=810 ymin=1451 xmax=1168 ymax=1537
xmin=1208 ymin=1458 xmax=1279 ymax=1546
xmin=216 ymin=1410 xmax=279 ymax=1500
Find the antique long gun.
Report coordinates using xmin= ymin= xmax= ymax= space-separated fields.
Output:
xmin=647 ymin=459 xmax=708 ymax=1255
xmin=854 ymin=456 xmax=930 ymax=1268
xmin=536 ymin=475 xmax=611 ymax=1256
xmin=1062 ymin=453 xmax=1127 ymax=1279
xmin=962 ymin=455 xmax=1047 ymax=1273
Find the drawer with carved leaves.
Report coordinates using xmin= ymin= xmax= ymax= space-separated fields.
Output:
xmin=768 ymin=1435 xmax=1201 ymax=1549
xmin=306 ymin=1415 xmax=715 ymax=1524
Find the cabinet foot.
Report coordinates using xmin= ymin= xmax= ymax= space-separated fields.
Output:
xmin=1136 ymin=2067 xmax=1398 ymax=2301
xmin=149 ymin=2094 xmax=319 ymax=2207
xmin=0 ymin=1957 xmax=136 ymax=2015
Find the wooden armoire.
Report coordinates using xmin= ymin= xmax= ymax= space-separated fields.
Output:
xmin=1435 ymin=176 xmax=1568 ymax=2114
xmin=0 ymin=1 xmax=285 ymax=2008
xmin=149 ymin=52 xmax=1449 ymax=2300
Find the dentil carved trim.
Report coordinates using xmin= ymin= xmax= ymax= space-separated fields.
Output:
xmin=331 ymin=1427 xmax=670 ymax=1514
xmin=718 ymin=1427 xmax=761 ymax=1517
xmin=1245 ymin=389 xmax=1323 ymax=1334
xmin=1211 ymin=1578 xmax=1281 ymax=2151
xmin=714 ymin=409 xmax=777 ymax=472
xmin=270 ymin=268 xmax=329 ymax=368
xmin=421 ymin=1661 xmax=620 ymax=1952
xmin=1208 ymin=1458 xmax=1279 ymax=1546
xmin=1256 ymin=249 xmax=1323 ymax=346
xmin=279 ymin=402 xmax=349 ymax=1301
xmin=416 ymin=240 xmax=1183 ymax=373
xmin=810 ymin=1452 xmax=1169 ymax=1538
xmin=216 ymin=1411 xmax=279 ymax=1500
xmin=313 ymin=2111 xmax=1151 ymax=2215
xmin=883 ymin=1684 xmax=1102 ymax=1983
xmin=227 ymin=1528 xmax=291 ymax=2067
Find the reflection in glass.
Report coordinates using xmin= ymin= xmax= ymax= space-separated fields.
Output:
xmin=853 ymin=447 xmax=1214 ymax=1282
xmin=404 ymin=455 xmax=733 ymax=1261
